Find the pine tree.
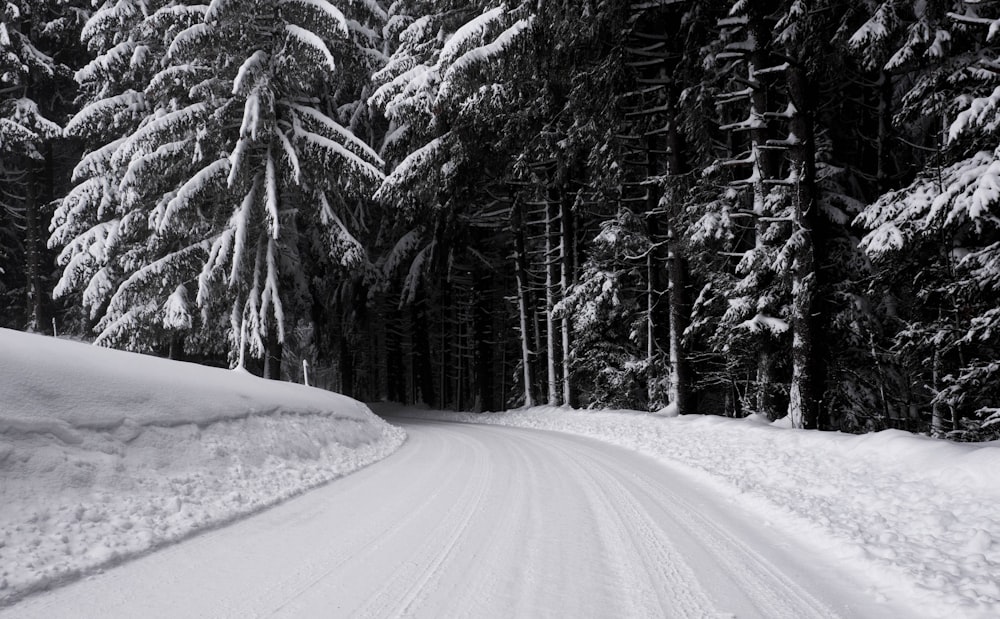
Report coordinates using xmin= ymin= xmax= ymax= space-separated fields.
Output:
xmin=52 ymin=0 xmax=385 ymax=375
xmin=857 ymin=1 xmax=1000 ymax=437
xmin=53 ymin=0 xmax=192 ymax=352
xmin=1 ymin=0 xmax=86 ymax=332
xmin=371 ymin=0 xmax=533 ymax=408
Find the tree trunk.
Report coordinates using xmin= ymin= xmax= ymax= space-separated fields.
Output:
xmin=785 ymin=63 xmax=821 ymax=429
xmin=746 ymin=18 xmax=781 ymax=421
xmin=545 ymin=190 xmax=559 ymax=405
xmin=663 ymin=97 xmax=696 ymax=414
xmin=23 ymin=162 xmax=45 ymax=332
xmin=412 ymin=295 xmax=436 ymax=406
xmin=560 ymin=190 xmax=574 ymax=407
xmin=339 ymin=329 xmax=355 ymax=397
xmin=512 ymin=197 xmax=535 ymax=407
xmin=643 ymin=137 xmax=665 ymax=408
xmin=264 ymin=319 xmax=283 ymax=380
xmin=474 ymin=267 xmax=493 ymax=412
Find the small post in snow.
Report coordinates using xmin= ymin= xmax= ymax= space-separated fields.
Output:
xmin=52 ymin=318 xmax=58 ymax=338
xmin=237 ymin=318 xmax=247 ymax=370
xmin=302 ymin=359 xmax=310 ymax=387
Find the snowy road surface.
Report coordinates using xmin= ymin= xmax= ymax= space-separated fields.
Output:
xmin=2 ymin=419 xmax=914 ymax=618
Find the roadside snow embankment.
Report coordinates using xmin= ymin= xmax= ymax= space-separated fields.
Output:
xmin=398 ymin=405 xmax=1000 ymax=619
xmin=0 ymin=329 xmax=405 ymax=607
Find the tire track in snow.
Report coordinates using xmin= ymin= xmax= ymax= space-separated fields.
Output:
xmin=1 ymin=418 xmax=907 ymax=619
xmin=521 ymin=429 xmax=720 ymax=618
xmin=352 ymin=426 xmax=494 ymax=618
xmin=263 ymin=428 xmax=468 ymax=616
xmin=554 ymin=435 xmax=847 ymax=619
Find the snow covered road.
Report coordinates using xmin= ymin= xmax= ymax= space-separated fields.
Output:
xmin=2 ymin=418 xmax=914 ymax=618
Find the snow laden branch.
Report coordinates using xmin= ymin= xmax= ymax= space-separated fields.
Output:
xmin=284 ymin=23 xmax=336 ymax=72
xmin=442 ymin=17 xmax=533 ymax=87
xmin=279 ymin=0 xmax=349 ymax=38
xmin=374 ymin=135 xmax=445 ymax=203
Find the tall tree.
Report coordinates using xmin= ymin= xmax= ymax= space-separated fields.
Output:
xmin=52 ymin=0 xmax=385 ymax=377
xmin=1 ymin=0 xmax=85 ymax=332
xmin=858 ymin=2 xmax=1000 ymax=438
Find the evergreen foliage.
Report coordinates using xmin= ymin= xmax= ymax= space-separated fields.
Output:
xmin=12 ymin=0 xmax=997 ymax=441
xmin=1 ymin=0 xmax=85 ymax=332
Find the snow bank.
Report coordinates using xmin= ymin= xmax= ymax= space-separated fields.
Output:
xmin=395 ymin=404 xmax=1000 ymax=619
xmin=0 ymin=329 xmax=405 ymax=606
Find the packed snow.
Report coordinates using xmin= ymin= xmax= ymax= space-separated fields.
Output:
xmin=0 ymin=417 xmax=918 ymax=619
xmin=397 ymin=404 xmax=1000 ymax=619
xmin=0 ymin=328 xmax=405 ymax=607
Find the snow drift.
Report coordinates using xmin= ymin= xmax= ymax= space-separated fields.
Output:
xmin=396 ymin=405 xmax=1000 ymax=619
xmin=0 ymin=328 xmax=405 ymax=606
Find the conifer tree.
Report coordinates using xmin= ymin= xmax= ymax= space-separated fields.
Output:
xmin=52 ymin=0 xmax=385 ymax=376
xmin=858 ymin=2 xmax=1000 ymax=438
xmin=1 ymin=0 xmax=86 ymax=331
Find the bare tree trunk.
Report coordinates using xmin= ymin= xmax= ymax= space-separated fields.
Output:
xmin=545 ymin=192 xmax=559 ymax=405
xmin=663 ymin=97 xmax=696 ymax=414
xmin=560 ymin=191 xmax=573 ymax=407
xmin=23 ymin=162 xmax=45 ymax=332
xmin=412 ymin=295 xmax=435 ymax=406
xmin=931 ymin=344 xmax=945 ymax=437
xmin=643 ymin=136 xmax=664 ymax=408
xmin=264 ymin=319 xmax=283 ymax=380
xmin=785 ymin=63 xmax=821 ymax=429
xmin=512 ymin=198 xmax=535 ymax=407
xmin=746 ymin=22 xmax=781 ymax=421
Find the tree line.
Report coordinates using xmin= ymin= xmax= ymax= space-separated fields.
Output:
xmin=2 ymin=0 xmax=998 ymax=440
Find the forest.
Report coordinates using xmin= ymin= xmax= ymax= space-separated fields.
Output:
xmin=2 ymin=0 xmax=999 ymax=441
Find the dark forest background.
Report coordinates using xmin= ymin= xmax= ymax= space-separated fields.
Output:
xmin=3 ymin=0 xmax=1000 ymax=440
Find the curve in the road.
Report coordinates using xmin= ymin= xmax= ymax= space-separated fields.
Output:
xmin=1 ymin=418 xmax=916 ymax=619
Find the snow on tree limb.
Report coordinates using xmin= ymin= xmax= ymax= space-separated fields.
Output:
xmin=374 ymin=135 xmax=444 ymax=202
xmin=163 ymin=285 xmax=193 ymax=330
xmin=230 ymin=177 xmax=260 ymax=284
xmin=0 ymin=119 xmax=42 ymax=154
xmin=279 ymin=0 xmax=349 ymax=38
xmin=400 ymin=241 xmax=434 ymax=306
xmin=285 ymin=23 xmax=336 ymax=72
xmin=368 ymin=63 xmax=430 ymax=112
xmin=64 ymin=90 xmax=146 ymax=139
xmin=439 ymin=6 xmax=506 ymax=67
xmin=76 ymin=39 xmax=137 ymax=84
xmin=116 ymin=102 xmax=209 ymax=162
xmin=228 ymin=136 xmax=251 ymax=187
xmin=199 ymin=229 xmax=234 ymax=305
xmin=239 ymin=91 xmax=261 ymax=140
xmin=260 ymin=236 xmax=286 ymax=343
xmin=277 ymin=129 xmax=302 ymax=184
xmin=381 ymin=229 xmax=422 ymax=276
xmin=950 ymin=85 xmax=1000 ymax=143
xmin=442 ymin=17 xmax=532 ymax=86
xmin=167 ymin=23 xmax=214 ymax=61
xmin=206 ymin=0 xmax=241 ymax=23
xmin=158 ymin=158 xmax=230 ymax=233
xmin=265 ymin=149 xmax=280 ymax=239
xmin=72 ymin=138 xmax=127 ymax=183
xmin=282 ymin=101 xmax=383 ymax=165
xmin=121 ymin=140 xmax=191 ymax=193
xmin=318 ymin=192 xmax=366 ymax=267
xmin=233 ymin=50 xmax=269 ymax=95
xmin=296 ymin=126 xmax=385 ymax=183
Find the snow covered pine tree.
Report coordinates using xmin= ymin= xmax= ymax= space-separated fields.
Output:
xmin=52 ymin=0 xmax=385 ymax=375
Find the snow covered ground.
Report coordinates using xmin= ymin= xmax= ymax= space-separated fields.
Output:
xmin=0 ymin=328 xmax=405 ymax=607
xmin=3 ymin=325 xmax=997 ymax=617
xmin=0 ymin=417 xmax=920 ymax=619
xmin=395 ymin=404 xmax=1000 ymax=619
